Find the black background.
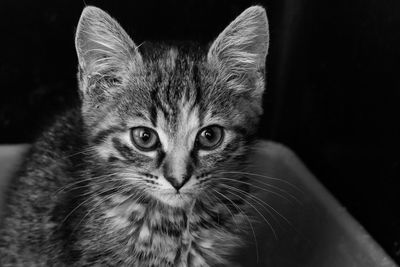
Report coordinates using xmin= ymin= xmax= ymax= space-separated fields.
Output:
xmin=1 ymin=0 xmax=400 ymax=263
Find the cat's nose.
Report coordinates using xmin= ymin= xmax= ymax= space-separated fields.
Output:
xmin=165 ymin=175 xmax=190 ymax=191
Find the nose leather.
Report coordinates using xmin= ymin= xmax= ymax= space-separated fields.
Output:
xmin=165 ymin=175 xmax=190 ymax=191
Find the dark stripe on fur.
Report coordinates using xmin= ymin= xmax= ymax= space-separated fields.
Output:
xmin=185 ymin=161 xmax=194 ymax=178
xmin=155 ymin=150 xmax=166 ymax=169
xmin=164 ymin=73 xmax=178 ymax=124
xmin=151 ymin=224 xmax=182 ymax=238
xmin=111 ymin=137 xmax=135 ymax=161
xmin=151 ymin=87 xmax=169 ymax=121
xmin=190 ymin=148 xmax=199 ymax=167
xmin=92 ymin=126 xmax=125 ymax=145
xmin=107 ymin=156 xmax=119 ymax=163
xmin=149 ymin=104 xmax=158 ymax=127
xmin=191 ymin=64 xmax=202 ymax=112
xmin=111 ymin=138 xmax=153 ymax=167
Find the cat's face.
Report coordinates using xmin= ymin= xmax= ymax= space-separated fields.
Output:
xmin=75 ymin=6 xmax=269 ymax=207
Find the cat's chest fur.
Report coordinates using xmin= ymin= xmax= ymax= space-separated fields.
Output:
xmin=75 ymin=195 xmax=242 ymax=266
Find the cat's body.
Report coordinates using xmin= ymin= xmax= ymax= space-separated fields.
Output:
xmin=0 ymin=6 xmax=269 ymax=266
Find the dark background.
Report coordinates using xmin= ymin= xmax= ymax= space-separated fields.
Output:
xmin=1 ymin=0 xmax=400 ymax=263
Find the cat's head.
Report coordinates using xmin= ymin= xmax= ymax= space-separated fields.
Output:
xmin=75 ymin=6 xmax=269 ymax=208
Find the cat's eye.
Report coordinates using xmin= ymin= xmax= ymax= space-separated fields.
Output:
xmin=130 ymin=127 xmax=159 ymax=151
xmin=196 ymin=125 xmax=224 ymax=150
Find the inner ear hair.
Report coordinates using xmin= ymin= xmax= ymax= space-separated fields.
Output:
xmin=75 ymin=6 xmax=142 ymax=94
xmin=207 ymin=6 xmax=269 ymax=75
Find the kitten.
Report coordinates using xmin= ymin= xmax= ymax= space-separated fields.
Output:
xmin=0 ymin=5 xmax=269 ymax=266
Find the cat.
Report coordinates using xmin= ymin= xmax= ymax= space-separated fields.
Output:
xmin=0 ymin=5 xmax=269 ymax=266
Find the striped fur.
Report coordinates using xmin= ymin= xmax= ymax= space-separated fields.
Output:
xmin=0 ymin=5 xmax=269 ymax=266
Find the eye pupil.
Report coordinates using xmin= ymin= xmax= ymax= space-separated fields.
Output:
xmin=205 ymin=130 xmax=213 ymax=140
xmin=141 ymin=131 xmax=150 ymax=142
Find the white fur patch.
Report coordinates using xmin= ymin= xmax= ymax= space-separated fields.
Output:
xmin=166 ymin=48 xmax=178 ymax=70
xmin=138 ymin=224 xmax=150 ymax=241
xmin=105 ymin=202 xmax=145 ymax=229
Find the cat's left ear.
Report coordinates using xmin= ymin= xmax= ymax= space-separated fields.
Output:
xmin=75 ymin=6 xmax=142 ymax=94
xmin=207 ymin=6 xmax=269 ymax=94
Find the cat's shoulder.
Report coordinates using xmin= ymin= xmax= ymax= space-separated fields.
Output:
xmin=0 ymin=108 xmax=84 ymax=265
xmin=29 ymin=108 xmax=84 ymax=161
xmin=8 ymin=107 xmax=85 ymax=193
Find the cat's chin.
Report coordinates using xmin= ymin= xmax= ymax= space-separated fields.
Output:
xmin=152 ymin=191 xmax=194 ymax=208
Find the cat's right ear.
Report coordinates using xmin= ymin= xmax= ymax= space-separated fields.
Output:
xmin=207 ymin=6 xmax=269 ymax=99
xmin=75 ymin=6 xmax=142 ymax=94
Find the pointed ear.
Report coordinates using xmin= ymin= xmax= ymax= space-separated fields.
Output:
xmin=75 ymin=6 xmax=142 ymax=93
xmin=207 ymin=6 xmax=269 ymax=76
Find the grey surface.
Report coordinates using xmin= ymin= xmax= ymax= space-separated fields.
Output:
xmin=0 ymin=142 xmax=397 ymax=267
xmin=236 ymin=142 xmax=397 ymax=267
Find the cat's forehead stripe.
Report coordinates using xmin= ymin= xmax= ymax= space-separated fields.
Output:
xmin=146 ymin=51 xmax=204 ymax=131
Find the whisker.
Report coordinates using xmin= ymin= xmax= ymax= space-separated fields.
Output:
xmin=211 ymin=188 xmax=260 ymax=263
xmin=227 ymin=184 xmax=312 ymax=243
xmin=63 ymin=146 xmax=98 ymax=159
xmin=70 ymin=179 xmax=147 ymax=201
xmin=220 ymin=187 xmax=278 ymax=240
xmin=249 ymin=178 xmax=304 ymax=206
xmin=206 ymin=192 xmax=241 ymax=230
xmin=60 ymin=184 xmax=135 ymax=225
xmin=54 ymin=172 xmax=121 ymax=195
xmin=71 ymin=184 xmax=134 ymax=234
xmin=55 ymin=172 xmax=150 ymax=196
xmin=212 ymin=177 xmax=299 ymax=204
xmin=222 ymin=184 xmax=292 ymax=230
xmin=217 ymin=170 xmax=304 ymax=194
